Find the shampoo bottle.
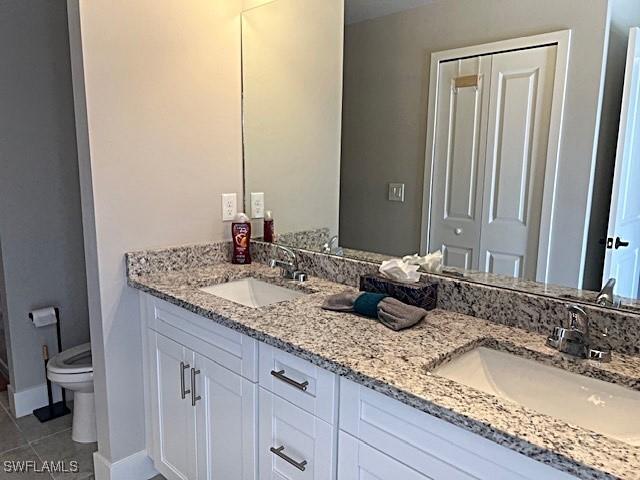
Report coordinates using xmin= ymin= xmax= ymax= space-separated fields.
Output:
xmin=232 ymin=213 xmax=251 ymax=264
xmin=263 ymin=210 xmax=274 ymax=243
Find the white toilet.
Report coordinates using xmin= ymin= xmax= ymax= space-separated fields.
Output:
xmin=46 ymin=342 xmax=96 ymax=443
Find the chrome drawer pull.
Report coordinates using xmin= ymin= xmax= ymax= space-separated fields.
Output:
xmin=270 ymin=370 xmax=309 ymax=391
xmin=269 ymin=446 xmax=307 ymax=472
xmin=191 ymin=368 xmax=201 ymax=406
xmin=180 ymin=362 xmax=190 ymax=399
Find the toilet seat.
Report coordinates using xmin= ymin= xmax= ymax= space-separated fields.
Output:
xmin=47 ymin=342 xmax=93 ymax=375
xmin=46 ymin=341 xmax=96 ymax=443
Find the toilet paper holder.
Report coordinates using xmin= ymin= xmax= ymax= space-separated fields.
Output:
xmin=29 ymin=307 xmax=59 ymax=328
xmin=29 ymin=307 xmax=71 ymax=423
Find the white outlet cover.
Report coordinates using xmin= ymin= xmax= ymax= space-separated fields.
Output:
xmin=250 ymin=192 xmax=265 ymax=218
xmin=388 ymin=183 xmax=405 ymax=202
xmin=221 ymin=193 xmax=237 ymax=221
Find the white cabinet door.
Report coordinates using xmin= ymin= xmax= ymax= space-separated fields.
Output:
xmin=259 ymin=388 xmax=336 ymax=479
xmin=337 ymin=431 xmax=433 ymax=480
xmin=194 ymin=353 xmax=257 ymax=480
xmin=148 ymin=331 xmax=197 ymax=480
xmin=339 ymin=378 xmax=576 ymax=480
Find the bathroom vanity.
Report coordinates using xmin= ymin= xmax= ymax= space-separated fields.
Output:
xmin=118 ymin=2 xmax=640 ymax=478
xmin=128 ymin=247 xmax=640 ymax=480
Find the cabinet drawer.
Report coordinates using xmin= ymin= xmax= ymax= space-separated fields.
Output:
xmin=259 ymin=343 xmax=338 ymax=424
xmin=143 ymin=294 xmax=258 ymax=381
xmin=339 ymin=378 xmax=576 ymax=480
xmin=259 ymin=388 xmax=336 ymax=480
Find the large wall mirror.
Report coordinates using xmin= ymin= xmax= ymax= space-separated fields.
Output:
xmin=242 ymin=0 xmax=640 ymax=312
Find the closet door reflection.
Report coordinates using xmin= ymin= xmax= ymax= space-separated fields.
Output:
xmin=480 ymin=45 xmax=557 ymax=280
xmin=429 ymin=44 xmax=557 ymax=281
xmin=603 ymin=27 xmax=640 ymax=299
xmin=429 ymin=56 xmax=491 ymax=271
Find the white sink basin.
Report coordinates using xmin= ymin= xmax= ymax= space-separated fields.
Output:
xmin=434 ymin=347 xmax=640 ymax=446
xmin=199 ymin=278 xmax=306 ymax=308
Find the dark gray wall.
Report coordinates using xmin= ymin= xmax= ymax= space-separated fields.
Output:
xmin=339 ymin=0 xmax=611 ymax=287
xmin=0 ymin=0 xmax=89 ymax=397
xmin=0 ymin=237 xmax=8 ymax=373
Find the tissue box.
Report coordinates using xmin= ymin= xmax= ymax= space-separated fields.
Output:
xmin=359 ymin=275 xmax=437 ymax=310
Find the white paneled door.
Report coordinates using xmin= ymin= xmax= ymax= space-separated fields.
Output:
xmin=429 ymin=56 xmax=491 ymax=270
xmin=429 ymin=44 xmax=557 ymax=280
xmin=480 ymin=46 xmax=557 ymax=279
xmin=603 ymin=27 xmax=640 ymax=299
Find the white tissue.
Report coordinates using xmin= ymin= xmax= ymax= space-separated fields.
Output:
xmin=422 ymin=250 xmax=443 ymax=273
xmin=379 ymin=258 xmax=421 ymax=283
xmin=401 ymin=250 xmax=443 ymax=273
xmin=30 ymin=307 xmax=58 ymax=328
xmin=402 ymin=254 xmax=423 ymax=265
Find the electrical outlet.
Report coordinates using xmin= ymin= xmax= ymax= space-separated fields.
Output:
xmin=250 ymin=192 xmax=265 ymax=218
xmin=388 ymin=183 xmax=405 ymax=202
xmin=221 ymin=193 xmax=237 ymax=221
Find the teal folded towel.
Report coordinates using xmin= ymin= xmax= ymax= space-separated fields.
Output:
xmin=321 ymin=291 xmax=428 ymax=331
xmin=353 ymin=292 xmax=388 ymax=317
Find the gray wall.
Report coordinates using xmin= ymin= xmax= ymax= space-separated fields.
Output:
xmin=0 ymin=1 xmax=89 ymax=400
xmin=340 ymin=0 xmax=611 ymax=286
xmin=0 ymin=238 xmax=8 ymax=373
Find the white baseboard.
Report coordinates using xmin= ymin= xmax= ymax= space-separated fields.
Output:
xmin=9 ymin=382 xmax=67 ymax=418
xmin=93 ymin=450 xmax=157 ymax=480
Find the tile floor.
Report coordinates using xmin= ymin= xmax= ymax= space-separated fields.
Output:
xmin=0 ymin=390 xmax=164 ymax=480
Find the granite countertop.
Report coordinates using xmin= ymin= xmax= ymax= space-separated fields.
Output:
xmin=128 ymin=262 xmax=640 ymax=480
xmin=429 ymin=266 xmax=640 ymax=315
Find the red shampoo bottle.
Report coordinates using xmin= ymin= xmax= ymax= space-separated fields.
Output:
xmin=232 ymin=213 xmax=251 ymax=264
xmin=263 ymin=210 xmax=274 ymax=243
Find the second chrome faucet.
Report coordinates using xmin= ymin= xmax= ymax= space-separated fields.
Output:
xmin=547 ymin=304 xmax=611 ymax=362
xmin=596 ymin=277 xmax=619 ymax=307
xmin=268 ymin=245 xmax=307 ymax=282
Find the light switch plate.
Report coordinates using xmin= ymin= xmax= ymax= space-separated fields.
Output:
xmin=221 ymin=193 xmax=237 ymax=221
xmin=388 ymin=183 xmax=405 ymax=202
xmin=250 ymin=192 xmax=265 ymax=218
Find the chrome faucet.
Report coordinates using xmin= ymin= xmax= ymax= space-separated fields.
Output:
xmin=596 ymin=277 xmax=618 ymax=307
xmin=547 ymin=304 xmax=611 ymax=362
xmin=321 ymin=235 xmax=343 ymax=256
xmin=268 ymin=245 xmax=306 ymax=282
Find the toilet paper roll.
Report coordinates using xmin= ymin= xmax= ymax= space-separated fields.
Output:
xmin=30 ymin=307 xmax=58 ymax=328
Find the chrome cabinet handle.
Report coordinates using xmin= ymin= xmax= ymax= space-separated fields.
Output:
xmin=180 ymin=362 xmax=190 ymax=399
xmin=269 ymin=446 xmax=307 ymax=472
xmin=270 ymin=370 xmax=308 ymax=391
xmin=191 ymin=368 xmax=201 ymax=406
